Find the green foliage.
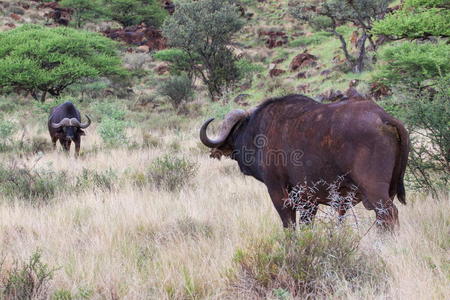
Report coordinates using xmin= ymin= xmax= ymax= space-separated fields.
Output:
xmin=98 ymin=117 xmax=129 ymax=147
xmin=0 ymin=250 xmax=55 ymax=300
xmin=372 ymin=8 xmax=450 ymax=39
xmin=148 ymin=155 xmax=198 ymax=191
xmin=0 ymin=164 xmax=68 ymax=203
xmin=101 ymin=0 xmax=167 ymax=27
xmin=60 ymin=0 xmax=101 ymax=28
xmin=386 ymin=80 xmax=449 ymax=193
xmin=374 ymin=41 xmax=450 ymax=88
xmin=230 ymin=225 xmax=386 ymax=298
xmin=404 ymin=0 xmax=450 ymax=8
xmin=153 ymin=48 xmax=199 ymax=78
xmin=162 ymin=0 xmax=245 ymax=99
xmin=75 ymin=168 xmax=117 ymax=191
xmin=0 ymin=25 xmax=124 ymax=102
xmin=158 ymin=74 xmax=194 ymax=110
xmin=288 ymin=31 xmax=331 ymax=47
xmin=291 ymin=0 xmax=393 ymax=72
xmin=0 ymin=116 xmax=16 ymax=151
xmin=236 ymin=59 xmax=265 ymax=82
xmin=92 ymin=101 xmax=126 ymax=121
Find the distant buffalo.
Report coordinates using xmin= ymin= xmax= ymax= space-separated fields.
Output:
xmin=48 ymin=102 xmax=91 ymax=157
xmin=200 ymin=92 xmax=409 ymax=230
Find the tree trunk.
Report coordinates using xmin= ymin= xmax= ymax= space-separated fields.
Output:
xmin=354 ymin=33 xmax=368 ymax=73
xmin=40 ymin=91 xmax=47 ymax=102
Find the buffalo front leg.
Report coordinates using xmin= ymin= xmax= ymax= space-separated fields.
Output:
xmin=298 ymin=200 xmax=318 ymax=225
xmin=74 ymin=137 xmax=81 ymax=157
xmin=267 ymin=185 xmax=296 ymax=228
xmin=51 ymin=136 xmax=58 ymax=150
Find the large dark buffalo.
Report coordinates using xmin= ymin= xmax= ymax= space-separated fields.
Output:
xmin=48 ymin=102 xmax=91 ymax=156
xmin=200 ymin=93 xmax=409 ymax=230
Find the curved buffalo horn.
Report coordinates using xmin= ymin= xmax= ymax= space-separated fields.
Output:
xmin=200 ymin=109 xmax=247 ymax=148
xmin=78 ymin=115 xmax=91 ymax=129
xmin=51 ymin=118 xmax=71 ymax=128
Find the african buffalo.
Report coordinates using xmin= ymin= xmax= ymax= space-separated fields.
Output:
xmin=200 ymin=92 xmax=409 ymax=230
xmin=48 ymin=101 xmax=91 ymax=157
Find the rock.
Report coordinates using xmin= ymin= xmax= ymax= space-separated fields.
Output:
xmin=316 ymin=89 xmax=345 ymax=102
xmin=10 ymin=6 xmax=25 ymax=15
xmin=290 ymin=50 xmax=317 ymax=72
xmin=103 ymin=25 xmax=166 ymax=50
xmin=155 ymin=64 xmax=169 ymax=75
xmin=320 ymin=69 xmax=332 ymax=76
xmin=272 ymin=58 xmax=285 ymax=64
xmin=296 ymin=84 xmax=310 ymax=94
xmin=259 ymin=30 xmax=288 ymax=49
xmin=369 ymin=82 xmax=391 ymax=100
xmin=9 ymin=13 xmax=22 ymax=21
xmin=345 ymin=87 xmax=366 ymax=101
xmin=234 ymin=94 xmax=251 ymax=106
xmin=269 ymin=68 xmax=286 ymax=77
xmin=136 ymin=45 xmax=150 ymax=53
xmin=296 ymin=72 xmax=308 ymax=79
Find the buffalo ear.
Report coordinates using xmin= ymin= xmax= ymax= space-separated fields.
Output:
xmin=79 ymin=129 xmax=86 ymax=136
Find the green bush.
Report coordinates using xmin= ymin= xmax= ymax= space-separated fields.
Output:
xmin=0 ymin=164 xmax=68 ymax=203
xmin=386 ymin=80 xmax=449 ymax=194
xmin=230 ymin=225 xmax=387 ymax=298
xmin=236 ymin=59 xmax=265 ymax=82
xmin=288 ymin=32 xmax=331 ymax=47
xmin=75 ymin=168 xmax=117 ymax=191
xmin=0 ymin=25 xmax=124 ymax=102
xmin=374 ymin=41 xmax=450 ymax=89
xmin=0 ymin=116 xmax=16 ymax=151
xmin=0 ymin=250 xmax=55 ymax=300
xmin=92 ymin=101 xmax=126 ymax=121
xmin=158 ymin=74 xmax=194 ymax=110
xmin=101 ymin=0 xmax=167 ymax=27
xmin=60 ymin=0 xmax=102 ymax=28
xmin=372 ymin=9 xmax=450 ymax=39
xmin=98 ymin=117 xmax=129 ymax=147
xmin=148 ymin=155 xmax=198 ymax=191
xmin=153 ymin=48 xmax=199 ymax=78
xmin=162 ymin=0 xmax=244 ymax=99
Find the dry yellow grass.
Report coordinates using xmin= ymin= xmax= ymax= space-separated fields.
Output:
xmin=0 ymin=124 xmax=448 ymax=299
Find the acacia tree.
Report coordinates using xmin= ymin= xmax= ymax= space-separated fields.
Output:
xmin=291 ymin=0 xmax=393 ymax=73
xmin=60 ymin=0 xmax=101 ymax=28
xmin=162 ymin=0 xmax=244 ymax=100
xmin=0 ymin=25 xmax=125 ymax=102
xmin=101 ymin=0 xmax=167 ymax=28
xmin=373 ymin=0 xmax=450 ymax=193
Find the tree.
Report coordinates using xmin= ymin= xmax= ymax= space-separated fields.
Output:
xmin=290 ymin=0 xmax=393 ymax=73
xmin=0 ymin=25 xmax=125 ymax=102
xmin=101 ymin=0 xmax=167 ymax=28
xmin=373 ymin=0 xmax=450 ymax=194
xmin=372 ymin=0 xmax=450 ymax=90
xmin=60 ymin=0 xmax=101 ymax=28
xmin=372 ymin=0 xmax=450 ymax=39
xmin=162 ymin=0 xmax=244 ymax=99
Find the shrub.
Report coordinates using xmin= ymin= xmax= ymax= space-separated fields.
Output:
xmin=385 ymin=79 xmax=449 ymax=194
xmin=236 ymin=59 xmax=265 ymax=83
xmin=60 ymin=0 xmax=102 ymax=28
xmin=0 ymin=164 xmax=68 ymax=203
xmin=147 ymin=155 xmax=198 ymax=191
xmin=92 ymin=101 xmax=126 ymax=121
xmin=162 ymin=0 xmax=244 ymax=99
xmin=97 ymin=117 xmax=128 ymax=147
xmin=75 ymin=168 xmax=117 ymax=191
xmin=0 ymin=25 xmax=125 ymax=102
xmin=374 ymin=41 xmax=450 ymax=89
xmin=158 ymin=74 xmax=194 ymax=110
xmin=229 ymin=225 xmax=387 ymax=298
xmin=0 ymin=116 xmax=16 ymax=151
xmin=153 ymin=48 xmax=198 ymax=79
xmin=100 ymin=0 xmax=167 ymax=27
xmin=0 ymin=250 xmax=56 ymax=300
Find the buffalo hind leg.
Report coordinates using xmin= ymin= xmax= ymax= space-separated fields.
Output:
xmin=299 ymin=200 xmax=318 ymax=225
xmin=267 ymin=185 xmax=296 ymax=228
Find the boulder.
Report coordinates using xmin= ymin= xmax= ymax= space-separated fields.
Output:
xmin=269 ymin=68 xmax=286 ymax=77
xmin=289 ymin=50 xmax=317 ymax=72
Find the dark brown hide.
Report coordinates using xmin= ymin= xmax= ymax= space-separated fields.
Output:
xmin=200 ymin=94 xmax=409 ymax=230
